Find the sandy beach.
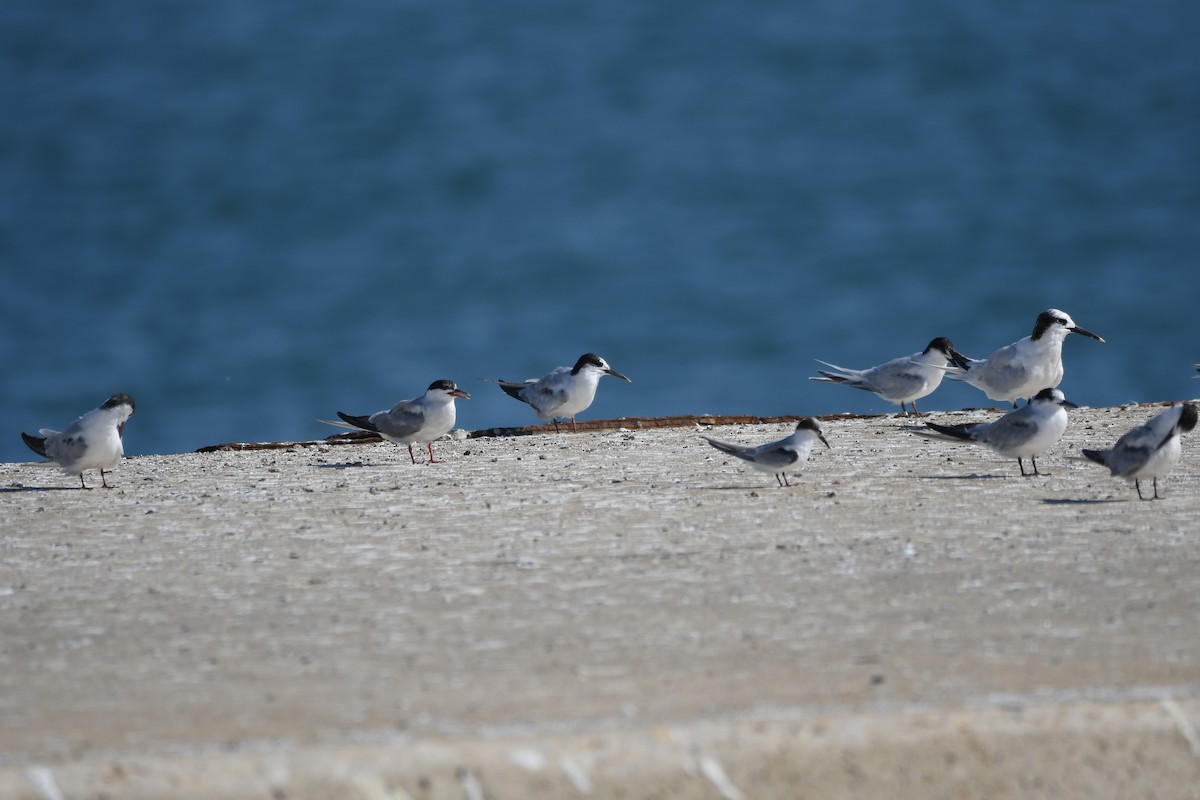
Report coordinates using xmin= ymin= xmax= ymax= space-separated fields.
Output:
xmin=2 ymin=403 xmax=1199 ymax=798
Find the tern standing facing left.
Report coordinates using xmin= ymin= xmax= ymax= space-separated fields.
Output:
xmin=21 ymin=393 xmax=136 ymax=489
xmin=491 ymin=353 xmax=630 ymax=432
xmin=810 ymin=337 xmax=969 ymax=416
xmin=321 ymin=380 xmax=469 ymax=464
xmin=950 ymin=309 xmax=1103 ymax=407
xmin=917 ymin=387 xmax=1076 ymax=476
xmin=702 ymin=418 xmax=830 ymax=487
xmin=1082 ymin=402 xmax=1198 ymax=500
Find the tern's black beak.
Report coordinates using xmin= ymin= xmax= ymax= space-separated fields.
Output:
xmin=818 ymin=433 xmax=831 ymax=449
xmin=948 ymin=348 xmax=971 ymax=371
xmin=1069 ymin=325 xmax=1104 ymax=342
xmin=1060 ymin=398 xmax=1080 ymax=409
xmin=605 ymin=368 xmax=632 ymax=382
xmin=451 ymin=388 xmax=472 ymax=400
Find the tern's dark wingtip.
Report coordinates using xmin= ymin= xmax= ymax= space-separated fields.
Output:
xmin=336 ymin=411 xmax=377 ymax=432
xmin=495 ymin=381 xmax=527 ymax=401
xmin=21 ymin=431 xmax=48 ymax=458
xmin=1179 ymin=402 xmax=1198 ymax=433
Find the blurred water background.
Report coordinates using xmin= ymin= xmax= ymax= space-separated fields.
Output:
xmin=2 ymin=1 xmax=1198 ymax=460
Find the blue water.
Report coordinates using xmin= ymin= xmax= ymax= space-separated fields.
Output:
xmin=3 ymin=1 xmax=1198 ymax=461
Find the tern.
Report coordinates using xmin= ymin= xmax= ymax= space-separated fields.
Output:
xmin=21 ymin=393 xmax=137 ymax=489
xmin=1082 ymin=402 xmax=1197 ymax=500
xmin=917 ymin=387 xmax=1076 ymax=476
xmin=702 ymin=418 xmax=830 ymax=487
xmin=810 ymin=337 xmax=970 ymax=416
xmin=320 ymin=380 xmax=469 ymax=464
xmin=949 ymin=309 xmax=1103 ymax=407
xmin=491 ymin=353 xmax=630 ymax=432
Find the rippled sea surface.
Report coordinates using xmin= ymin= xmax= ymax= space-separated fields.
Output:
xmin=3 ymin=1 xmax=1198 ymax=459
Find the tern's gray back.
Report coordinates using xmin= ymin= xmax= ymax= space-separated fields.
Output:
xmin=1104 ymin=422 xmax=1171 ymax=477
xmin=975 ymin=407 xmax=1039 ymax=450
xmin=971 ymin=347 xmax=1032 ymax=395
xmin=1105 ymin=442 xmax=1158 ymax=477
xmin=703 ymin=436 xmax=799 ymax=468
xmin=372 ymin=402 xmax=426 ymax=439
xmin=752 ymin=443 xmax=802 ymax=469
xmin=44 ymin=430 xmax=90 ymax=467
xmin=524 ymin=382 xmax=570 ymax=415
xmin=868 ymin=361 xmax=929 ymax=396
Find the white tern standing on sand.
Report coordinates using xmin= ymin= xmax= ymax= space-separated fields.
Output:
xmin=1082 ymin=402 xmax=1197 ymax=500
xmin=490 ymin=353 xmax=631 ymax=432
xmin=702 ymin=418 xmax=830 ymax=487
xmin=321 ymin=380 xmax=470 ymax=464
xmin=810 ymin=336 xmax=969 ymax=416
xmin=22 ymin=393 xmax=136 ymax=489
xmin=917 ymin=387 xmax=1076 ymax=476
xmin=949 ymin=309 xmax=1103 ymax=407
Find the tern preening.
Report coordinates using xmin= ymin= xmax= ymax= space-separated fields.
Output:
xmin=321 ymin=380 xmax=469 ymax=464
xmin=21 ymin=393 xmax=136 ymax=489
xmin=491 ymin=353 xmax=630 ymax=432
xmin=810 ymin=337 xmax=969 ymax=416
xmin=702 ymin=418 xmax=830 ymax=487
xmin=1082 ymin=402 xmax=1197 ymax=500
xmin=949 ymin=309 xmax=1103 ymax=407
xmin=917 ymin=387 xmax=1076 ymax=476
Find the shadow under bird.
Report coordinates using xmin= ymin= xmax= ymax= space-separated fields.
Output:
xmin=810 ymin=337 xmax=970 ymax=416
xmin=21 ymin=393 xmax=136 ymax=489
xmin=948 ymin=309 xmax=1103 ymax=407
xmin=702 ymin=418 xmax=830 ymax=487
xmin=490 ymin=353 xmax=630 ymax=432
xmin=1081 ymin=402 xmax=1198 ymax=500
xmin=916 ymin=387 xmax=1076 ymax=476
xmin=320 ymin=380 xmax=470 ymax=464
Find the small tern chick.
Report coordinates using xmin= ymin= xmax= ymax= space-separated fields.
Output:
xmin=950 ymin=309 xmax=1103 ymax=407
xmin=491 ymin=353 xmax=630 ymax=432
xmin=702 ymin=418 xmax=830 ymax=487
xmin=917 ymin=387 xmax=1076 ymax=476
xmin=810 ymin=337 xmax=969 ymax=416
xmin=321 ymin=380 xmax=469 ymax=464
xmin=1082 ymin=402 xmax=1197 ymax=500
xmin=21 ymin=393 xmax=137 ymax=489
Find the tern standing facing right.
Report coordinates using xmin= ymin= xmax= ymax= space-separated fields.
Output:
xmin=491 ymin=353 xmax=630 ymax=432
xmin=21 ymin=393 xmax=136 ymax=489
xmin=702 ymin=418 xmax=830 ymax=487
xmin=950 ymin=309 xmax=1103 ymax=407
xmin=917 ymin=387 xmax=1076 ymax=476
xmin=810 ymin=337 xmax=969 ymax=416
xmin=321 ymin=380 xmax=470 ymax=464
xmin=1082 ymin=402 xmax=1198 ymax=500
